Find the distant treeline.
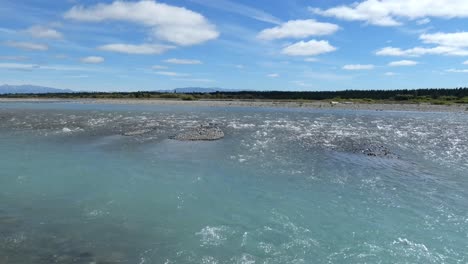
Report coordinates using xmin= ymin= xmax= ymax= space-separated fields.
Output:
xmin=2 ymin=88 xmax=468 ymax=103
xmin=205 ymin=88 xmax=468 ymax=101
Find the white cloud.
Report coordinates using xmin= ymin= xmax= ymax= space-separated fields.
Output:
xmin=155 ymin=71 xmax=187 ymax=76
xmin=267 ymin=73 xmax=279 ymax=78
xmin=343 ymin=64 xmax=375 ymax=70
xmin=416 ymin=18 xmax=431 ymax=25
xmin=98 ymin=43 xmax=174 ymax=54
xmin=4 ymin=41 xmax=48 ymax=51
xmin=64 ymin=0 xmax=219 ymax=46
xmin=446 ymin=69 xmax=468 ymax=73
xmin=311 ymin=0 xmax=468 ymax=26
xmin=80 ymin=56 xmax=104 ymax=64
xmin=304 ymin=57 xmax=318 ymax=62
xmin=40 ymin=65 xmax=106 ymax=72
xmin=189 ymin=0 xmax=281 ymax=25
xmin=377 ymin=32 xmax=468 ymax=57
xmin=463 ymin=60 xmax=468 ymax=65
xmin=258 ymin=19 xmax=339 ymax=40
xmin=376 ymin=47 xmax=406 ymax=56
xmin=0 ymin=63 xmax=39 ymax=71
xmin=26 ymin=25 xmax=63 ymax=39
xmin=152 ymin=65 xmax=168 ymax=69
xmin=384 ymin=71 xmax=397 ymax=76
xmin=235 ymin=64 xmax=244 ymax=69
xmin=282 ymin=40 xmax=336 ymax=56
xmin=388 ymin=60 xmax=418 ymax=66
xmin=165 ymin=58 xmax=202 ymax=65
xmin=376 ymin=46 xmax=468 ymax=57
xmin=420 ymin=32 xmax=468 ymax=48
xmin=0 ymin=63 xmax=102 ymax=72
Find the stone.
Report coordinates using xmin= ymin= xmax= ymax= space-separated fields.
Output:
xmin=171 ymin=124 xmax=224 ymax=141
xmin=122 ymin=129 xmax=153 ymax=136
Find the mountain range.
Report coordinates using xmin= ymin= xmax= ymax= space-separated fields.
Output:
xmin=0 ymin=85 xmax=238 ymax=94
xmin=0 ymin=85 xmax=73 ymax=94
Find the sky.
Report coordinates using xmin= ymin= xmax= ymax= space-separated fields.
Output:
xmin=1 ymin=0 xmax=468 ymax=92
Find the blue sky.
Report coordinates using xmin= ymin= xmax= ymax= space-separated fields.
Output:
xmin=1 ymin=0 xmax=468 ymax=91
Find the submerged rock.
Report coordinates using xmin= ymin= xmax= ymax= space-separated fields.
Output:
xmin=360 ymin=144 xmax=398 ymax=158
xmin=333 ymin=138 xmax=399 ymax=159
xmin=122 ymin=129 xmax=153 ymax=136
xmin=171 ymin=124 xmax=224 ymax=141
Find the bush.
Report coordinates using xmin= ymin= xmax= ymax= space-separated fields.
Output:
xmin=159 ymin=93 xmax=179 ymax=99
xmin=432 ymin=100 xmax=452 ymax=105
xmin=181 ymin=95 xmax=196 ymax=101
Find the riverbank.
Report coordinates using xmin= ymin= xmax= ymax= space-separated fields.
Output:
xmin=0 ymin=98 xmax=467 ymax=113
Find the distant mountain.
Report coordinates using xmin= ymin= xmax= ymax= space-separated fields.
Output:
xmin=157 ymin=87 xmax=240 ymax=94
xmin=0 ymin=84 xmax=74 ymax=94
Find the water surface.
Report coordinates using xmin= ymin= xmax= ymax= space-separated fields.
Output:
xmin=1 ymin=102 xmax=467 ymax=263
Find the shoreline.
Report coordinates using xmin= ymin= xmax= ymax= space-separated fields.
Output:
xmin=0 ymin=98 xmax=467 ymax=113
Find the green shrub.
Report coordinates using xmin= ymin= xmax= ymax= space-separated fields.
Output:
xmin=181 ymin=95 xmax=196 ymax=101
xmin=432 ymin=100 xmax=452 ymax=105
xmin=159 ymin=93 xmax=179 ymax=99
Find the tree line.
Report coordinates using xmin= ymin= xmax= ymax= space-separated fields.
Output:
xmin=1 ymin=88 xmax=468 ymax=103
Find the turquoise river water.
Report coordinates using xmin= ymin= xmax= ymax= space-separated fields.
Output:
xmin=0 ymin=102 xmax=467 ymax=263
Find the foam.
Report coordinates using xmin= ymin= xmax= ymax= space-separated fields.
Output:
xmin=196 ymin=226 xmax=230 ymax=247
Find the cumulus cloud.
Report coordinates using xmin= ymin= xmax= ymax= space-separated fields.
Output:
xmin=4 ymin=41 xmax=48 ymax=51
xmin=374 ymin=32 xmax=468 ymax=57
xmin=376 ymin=32 xmax=468 ymax=57
xmin=165 ymin=58 xmax=202 ymax=65
xmin=311 ymin=0 xmax=468 ymax=26
xmin=343 ymin=64 xmax=375 ymax=70
xmin=281 ymin=40 xmax=336 ymax=56
xmin=258 ymin=19 xmax=339 ymax=40
xmin=98 ymin=43 xmax=174 ymax=54
xmin=26 ymin=25 xmax=63 ymax=39
xmin=388 ymin=60 xmax=418 ymax=66
xmin=267 ymin=73 xmax=279 ymax=78
xmin=80 ymin=56 xmax=104 ymax=64
xmin=420 ymin=32 xmax=468 ymax=48
xmin=64 ymin=0 xmax=219 ymax=46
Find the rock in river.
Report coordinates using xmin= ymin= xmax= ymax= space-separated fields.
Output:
xmin=333 ymin=138 xmax=399 ymax=159
xmin=122 ymin=129 xmax=153 ymax=136
xmin=171 ymin=124 xmax=224 ymax=141
xmin=360 ymin=144 xmax=398 ymax=158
